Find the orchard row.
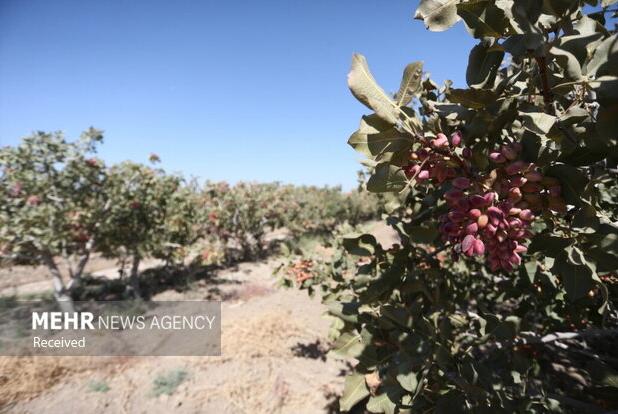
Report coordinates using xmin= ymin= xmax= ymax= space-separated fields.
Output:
xmin=0 ymin=130 xmax=383 ymax=300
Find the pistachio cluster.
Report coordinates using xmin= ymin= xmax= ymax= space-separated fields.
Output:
xmin=406 ymin=136 xmax=566 ymax=272
xmin=403 ymin=132 xmax=470 ymax=183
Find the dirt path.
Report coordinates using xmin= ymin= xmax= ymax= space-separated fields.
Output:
xmin=1 ymin=222 xmax=398 ymax=413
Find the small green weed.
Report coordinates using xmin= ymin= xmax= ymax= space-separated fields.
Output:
xmin=150 ymin=368 xmax=188 ymax=397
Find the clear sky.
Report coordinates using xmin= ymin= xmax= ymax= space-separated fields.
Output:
xmin=0 ymin=0 xmax=476 ymax=189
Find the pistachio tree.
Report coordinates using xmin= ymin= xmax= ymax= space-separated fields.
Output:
xmin=200 ymin=181 xmax=295 ymax=262
xmin=97 ymin=161 xmax=183 ymax=296
xmin=286 ymin=1 xmax=618 ymax=412
xmin=0 ymin=129 xmax=107 ymax=309
xmin=152 ymin=180 xmax=203 ymax=268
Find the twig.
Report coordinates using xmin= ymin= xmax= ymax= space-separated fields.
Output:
xmin=534 ymin=55 xmax=554 ymax=114
xmin=517 ymin=327 xmax=618 ymax=346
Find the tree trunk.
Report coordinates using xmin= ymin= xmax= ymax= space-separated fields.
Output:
xmin=76 ymin=240 xmax=94 ymax=277
xmin=68 ymin=250 xmax=90 ymax=290
xmin=129 ymin=253 xmax=141 ymax=297
xmin=62 ymin=239 xmax=93 ymax=293
xmin=42 ymin=253 xmax=75 ymax=313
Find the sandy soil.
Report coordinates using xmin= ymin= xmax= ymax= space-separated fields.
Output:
xmin=0 ymin=222 xmax=398 ymax=414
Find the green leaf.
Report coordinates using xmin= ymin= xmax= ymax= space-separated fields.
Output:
xmin=545 ymin=164 xmax=589 ymax=207
xmin=343 ymin=233 xmax=378 ymax=256
xmin=466 ymin=41 xmax=505 ymax=89
xmin=585 ymin=248 xmax=618 ymax=273
xmin=502 ymin=33 xmax=544 ymax=57
xmin=558 ymin=33 xmax=605 ymax=67
xmin=485 ymin=314 xmax=520 ymax=340
xmin=596 ymin=104 xmax=618 ymax=142
xmin=340 ymin=374 xmax=370 ymax=412
xmin=348 ymin=115 xmax=412 ymax=158
xmin=407 ymin=225 xmax=439 ymax=243
xmin=584 ymin=223 xmax=618 ymax=272
xmin=519 ymin=111 xmax=557 ymax=135
xmin=414 ymin=0 xmax=460 ymax=32
xmin=396 ymin=363 xmax=419 ymax=392
xmin=495 ymin=0 xmax=543 ymax=34
xmin=520 ymin=130 xmax=544 ymax=162
xmin=447 ymin=88 xmax=498 ymax=109
xmin=559 ymin=106 xmax=589 ymax=126
xmin=366 ymin=393 xmax=397 ymax=414
xmin=574 ymin=14 xmax=608 ymax=36
xmin=544 ymin=0 xmax=579 ymax=16
xmin=552 ymin=250 xmax=594 ymax=300
xmin=333 ymin=331 xmax=365 ymax=358
xmin=550 ymin=47 xmax=583 ymax=81
xmin=348 ymin=54 xmax=398 ymax=124
xmin=326 ymin=301 xmax=360 ymax=323
xmin=367 ymin=163 xmax=408 ymax=193
xmin=457 ymin=2 xmax=509 ymax=39
xmin=396 ymin=62 xmax=423 ymax=107
xmin=587 ymin=34 xmax=618 ymax=78
xmin=528 ymin=234 xmax=573 ymax=256
xmin=589 ymin=76 xmax=618 ymax=107
xmin=432 ymin=102 xmax=473 ymax=120
xmin=572 ymin=204 xmax=600 ymax=234
xmin=522 ymin=260 xmax=538 ymax=283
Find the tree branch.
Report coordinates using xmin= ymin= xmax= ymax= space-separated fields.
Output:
xmin=535 ymin=55 xmax=554 ymax=114
xmin=517 ymin=327 xmax=618 ymax=346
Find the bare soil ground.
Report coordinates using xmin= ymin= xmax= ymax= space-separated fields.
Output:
xmin=0 ymin=255 xmax=163 ymax=297
xmin=0 ymin=222 xmax=398 ymax=414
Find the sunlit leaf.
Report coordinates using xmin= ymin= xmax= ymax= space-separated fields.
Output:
xmin=396 ymin=62 xmax=423 ymax=107
xmin=414 ymin=0 xmax=460 ymax=32
xmin=348 ymin=54 xmax=398 ymax=124
xmin=340 ymin=374 xmax=370 ymax=412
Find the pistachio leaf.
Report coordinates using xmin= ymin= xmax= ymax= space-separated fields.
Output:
xmin=457 ymin=2 xmax=509 ymax=39
xmin=395 ymin=62 xmax=423 ymax=106
xmin=466 ymin=41 xmax=504 ymax=89
xmin=519 ymin=111 xmax=557 ymax=135
xmin=367 ymin=163 xmax=408 ymax=193
xmin=348 ymin=115 xmax=411 ymax=158
xmin=340 ymin=374 xmax=370 ymax=412
xmin=414 ymin=0 xmax=460 ymax=32
xmin=348 ymin=54 xmax=398 ymax=124
xmin=587 ymin=34 xmax=618 ymax=78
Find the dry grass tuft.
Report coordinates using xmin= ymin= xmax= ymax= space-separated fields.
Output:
xmin=185 ymin=311 xmax=325 ymax=413
xmin=220 ymin=311 xmax=314 ymax=359
xmin=0 ymin=356 xmax=131 ymax=408
xmin=0 ymin=357 xmax=81 ymax=407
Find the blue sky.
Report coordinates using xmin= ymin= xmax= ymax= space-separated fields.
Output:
xmin=0 ymin=0 xmax=476 ymax=189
